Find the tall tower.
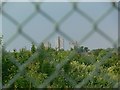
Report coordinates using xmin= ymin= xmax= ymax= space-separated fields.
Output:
xmin=58 ymin=36 xmax=60 ymax=50
xmin=61 ymin=38 xmax=64 ymax=49
xmin=56 ymin=36 xmax=64 ymax=50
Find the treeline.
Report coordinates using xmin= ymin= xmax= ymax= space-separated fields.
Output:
xmin=2 ymin=43 xmax=119 ymax=88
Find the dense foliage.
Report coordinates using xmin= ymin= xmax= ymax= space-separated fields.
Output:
xmin=2 ymin=44 xmax=119 ymax=88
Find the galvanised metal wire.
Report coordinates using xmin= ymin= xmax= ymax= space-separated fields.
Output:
xmin=1 ymin=1 xmax=119 ymax=89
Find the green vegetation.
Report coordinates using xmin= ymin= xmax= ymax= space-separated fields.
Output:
xmin=2 ymin=44 xmax=119 ymax=88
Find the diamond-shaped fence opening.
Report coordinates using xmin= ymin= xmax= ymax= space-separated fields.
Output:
xmin=1 ymin=1 xmax=119 ymax=89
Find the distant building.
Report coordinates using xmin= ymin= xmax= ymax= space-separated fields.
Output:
xmin=44 ymin=41 xmax=51 ymax=49
xmin=69 ymin=41 xmax=79 ymax=49
xmin=55 ymin=36 xmax=64 ymax=50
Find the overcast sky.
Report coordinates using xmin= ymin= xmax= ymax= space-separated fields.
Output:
xmin=2 ymin=2 xmax=118 ymax=51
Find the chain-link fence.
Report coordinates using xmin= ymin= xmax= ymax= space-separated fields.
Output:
xmin=1 ymin=1 xmax=120 ymax=89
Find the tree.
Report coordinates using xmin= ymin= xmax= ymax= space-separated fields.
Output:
xmin=40 ymin=43 xmax=45 ymax=50
xmin=31 ymin=43 xmax=36 ymax=54
xmin=2 ymin=45 xmax=119 ymax=88
xmin=13 ymin=49 xmax=17 ymax=58
xmin=0 ymin=35 xmax=3 ymax=45
xmin=84 ymin=47 xmax=89 ymax=52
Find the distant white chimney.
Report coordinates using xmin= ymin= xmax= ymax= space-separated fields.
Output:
xmin=55 ymin=36 xmax=64 ymax=50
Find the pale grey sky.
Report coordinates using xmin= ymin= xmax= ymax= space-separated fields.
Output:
xmin=2 ymin=2 xmax=118 ymax=51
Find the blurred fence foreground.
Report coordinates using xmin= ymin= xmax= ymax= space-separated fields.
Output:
xmin=1 ymin=1 xmax=120 ymax=89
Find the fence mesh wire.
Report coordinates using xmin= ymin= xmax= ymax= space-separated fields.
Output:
xmin=1 ymin=1 xmax=120 ymax=89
